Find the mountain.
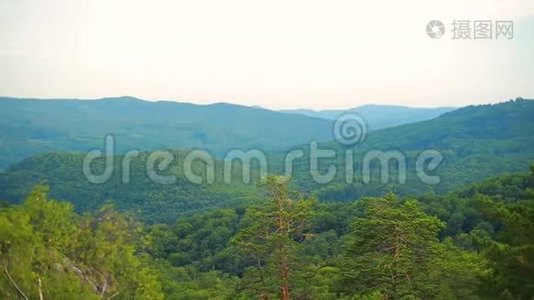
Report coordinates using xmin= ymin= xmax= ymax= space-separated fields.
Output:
xmin=0 ymin=150 xmax=261 ymax=223
xmin=1 ymin=98 xmax=532 ymax=219
xmin=279 ymin=98 xmax=534 ymax=198
xmin=281 ymin=104 xmax=456 ymax=130
xmin=0 ymin=96 xmax=334 ymax=169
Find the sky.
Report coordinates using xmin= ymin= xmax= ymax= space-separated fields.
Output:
xmin=1 ymin=0 xmax=533 ymax=109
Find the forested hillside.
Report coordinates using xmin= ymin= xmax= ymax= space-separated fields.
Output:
xmin=0 ymin=96 xmax=334 ymax=169
xmin=1 ymin=99 xmax=533 ymax=223
xmin=0 ymin=151 xmax=260 ymax=223
xmin=0 ymin=98 xmax=533 ymax=299
xmin=1 ymin=0 xmax=531 ymax=298
xmin=1 ymin=168 xmax=533 ymax=298
xmin=287 ymin=98 xmax=534 ymax=199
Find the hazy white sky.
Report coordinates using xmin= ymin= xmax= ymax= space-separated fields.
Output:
xmin=1 ymin=0 xmax=533 ymax=109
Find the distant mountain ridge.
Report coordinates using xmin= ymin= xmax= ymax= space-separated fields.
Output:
xmin=281 ymin=104 xmax=456 ymax=130
xmin=0 ymin=96 xmax=335 ymax=169
xmin=284 ymin=98 xmax=534 ymax=199
xmin=1 ymin=98 xmax=533 ymax=219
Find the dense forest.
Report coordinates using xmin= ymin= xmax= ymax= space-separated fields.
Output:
xmin=1 ymin=166 xmax=533 ymax=299
xmin=0 ymin=97 xmax=458 ymax=170
xmin=1 ymin=99 xmax=533 ymax=298
xmin=2 ymin=0 xmax=532 ymax=297
xmin=1 ymin=100 xmax=534 ymax=223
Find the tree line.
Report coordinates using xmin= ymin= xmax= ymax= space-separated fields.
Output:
xmin=1 ymin=166 xmax=533 ymax=299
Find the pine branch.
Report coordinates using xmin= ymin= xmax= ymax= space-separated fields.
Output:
xmin=3 ymin=264 xmax=29 ymax=300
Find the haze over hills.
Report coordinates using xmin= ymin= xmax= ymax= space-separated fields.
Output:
xmin=0 ymin=96 xmax=335 ymax=169
xmin=287 ymin=98 xmax=534 ymax=199
xmin=2 ymin=0 xmax=533 ymax=297
xmin=281 ymin=104 xmax=456 ymax=130
xmin=0 ymin=96 xmax=460 ymax=170
xmin=1 ymin=97 xmax=533 ymax=298
xmin=1 ymin=98 xmax=532 ymax=221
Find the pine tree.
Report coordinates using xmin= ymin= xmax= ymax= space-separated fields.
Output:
xmin=233 ymin=176 xmax=314 ymax=299
xmin=338 ymin=194 xmax=486 ymax=299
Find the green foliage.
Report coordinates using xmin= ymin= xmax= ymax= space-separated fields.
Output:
xmin=0 ymin=151 xmax=260 ymax=223
xmin=1 ymin=99 xmax=534 ymax=223
xmin=1 ymin=98 xmax=534 ymax=299
xmin=0 ymin=96 xmax=334 ymax=169
xmin=152 ymin=261 xmax=237 ymax=300
xmin=0 ymin=186 xmax=163 ymax=299
xmin=291 ymin=99 xmax=534 ymax=199
xmin=233 ymin=176 xmax=315 ymax=299
xmin=475 ymin=195 xmax=534 ymax=298
xmin=2 ymin=165 xmax=534 ymax=299
xmin=337 ymin=194 xmax=488 ymax=299
xmin=147 ymin=208 xmax=244 ymax=275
